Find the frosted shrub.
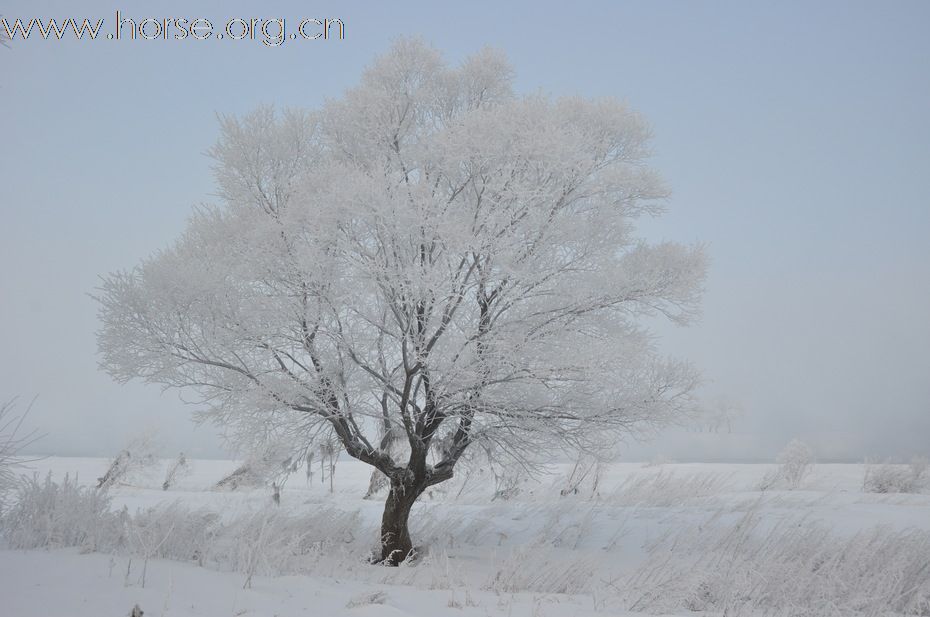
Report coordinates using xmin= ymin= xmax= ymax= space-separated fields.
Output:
xmin=97 ymin=431 xmax=159 ymax=489
xmin=225 ymin=510 xmax=308 ymax=584
xmin=128 ymin=503 xmax=222 ymax=567
xmin=213 ymin=447 xmax=295 ymax=491
xmin=0 ymin=397 xmax=39 ymax=508
xmin=0 ymin=472 xmax=126 ymax=552
xmin=125 ymin=503 xmax=367 ymax=579
xmin=559 ymin=453 xmax=604 ymax=497
xmin=760 ymin=438 xmax=814 ymax=490
xmin=161 ymin=452 xmax=190 ymax=491
xmin=491 ymin=466 xmax=525 ymax=501
xmin=0 ymin=475 xmax=380 ymax=581
xmin=214 ymin=462 xmax=267 ymax=490
xmin=619 ymin=507 xmax=930 ymax=616
xmin=863 ymin=457 xmax=928 ymax=494
xmin=777 ymin=438 xmax=814 ymax=488
xmin=914 ymin=456 xmax=930 ymax=484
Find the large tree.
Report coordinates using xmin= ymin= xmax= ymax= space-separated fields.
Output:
xmin=97 ymin=40 xmax=706 ymax=564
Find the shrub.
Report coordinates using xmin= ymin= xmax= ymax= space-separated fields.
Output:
xmin=0 ymin=472 xmax=126 ymax=552
xmin=128 ymin=502 xmax=222 ymax=567
xmin=97 ymin=431 xmax=159 ymax=490
xmin=760 ymin=438 xmax=814 ymax=490
xmin=0 ymin=474 xmax=368 ymax=582
xmin=863 ymin=457 xmax=928 ymax=494
xmin=161 ymin=452 xmax=190 ymax=491
xmin=618 ymin=506 xmax=930 ymax=616
xmin=0 ymin=397 xmax=40 ymax=510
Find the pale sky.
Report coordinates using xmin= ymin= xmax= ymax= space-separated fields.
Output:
xmin=2 ymin=0 xmax=928 ymax=461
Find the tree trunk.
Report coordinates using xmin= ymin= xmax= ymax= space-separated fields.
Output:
xmin=379 ymin=481 xmax=420 ymax=565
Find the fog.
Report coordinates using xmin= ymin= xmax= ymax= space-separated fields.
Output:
xmin=2 ymin=0 xmax=928 ymax=461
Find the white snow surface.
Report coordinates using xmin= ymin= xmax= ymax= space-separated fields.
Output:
xmin=1 ymin=458 xmax=928 ymax=616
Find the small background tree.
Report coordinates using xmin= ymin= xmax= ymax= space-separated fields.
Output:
xmin=760 ymin=438 xmax=815 ymax=490
xmin=696 ymin=394 xmax=744 ymax=433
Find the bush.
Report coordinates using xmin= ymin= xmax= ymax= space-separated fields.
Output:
xmin=0 ymin=397 xmax=40 ymax=510
xmin=0 ymin=472 xmax=368 ymax=583
xmin=161 ymin=452 xmax=190 ymax=491
xmin=617 ymin=506 xmax=930 ymax=616
xmin=128 ymin=502 xmax=222 ymax=567
xmin=863 ymin=457 xmax=928 ymax=494
xmin=97 ymin=431 xmax=159 ymax=490
xmin=0 ymin=472 xmax=126 ymax=552
xmin=760 ymin=438 xmax=814 ymax=490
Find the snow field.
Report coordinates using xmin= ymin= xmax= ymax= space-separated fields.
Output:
xmin=1 ymin=458 xmax=928 ymax=616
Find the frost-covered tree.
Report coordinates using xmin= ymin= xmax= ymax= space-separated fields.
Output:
xmin=776 ymin=438 xmax=815 ymax=489
xmin=760 ymin=438 xmax=815 ymax=490
xmin=691 ymin=394 xmax=744 ymax=433
xmin=96 ymin=40 xmax=706 ymax=564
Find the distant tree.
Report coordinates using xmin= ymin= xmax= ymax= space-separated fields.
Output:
xmin=699 ymin=395 xmax=744 ymax=433
xmin=777 ymin=438 xmax=814 ymax=489
xmin=96 ymin=40 xmax=706 ymax=564
xmin=760 ymin=438 xmax=815 ymax=490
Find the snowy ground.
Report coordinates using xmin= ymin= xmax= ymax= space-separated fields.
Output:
xmin=1 ymin=457 xmax=928 ymax=616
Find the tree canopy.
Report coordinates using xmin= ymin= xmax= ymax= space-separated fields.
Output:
xmin=97 ymin=39 xmax=706 ymax=563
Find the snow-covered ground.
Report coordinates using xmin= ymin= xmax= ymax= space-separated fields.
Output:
xmin=1 ymin=457 xmax=928 ymax=616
